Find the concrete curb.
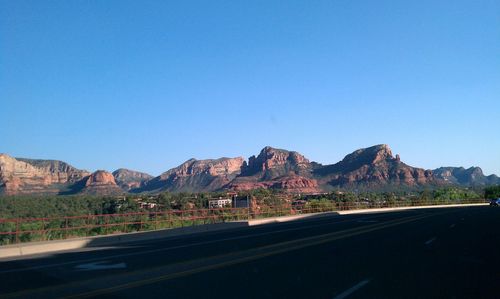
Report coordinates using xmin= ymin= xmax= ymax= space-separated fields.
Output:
xmin=247 ymin=203 xmax=488 ymax=225
xmin=0 ymin=203 xmax=488 ymax=259
xmin=336 ymin=203 xmax=489 ymax=215
xmin=248 ymin=211 xmax=340 ymax=226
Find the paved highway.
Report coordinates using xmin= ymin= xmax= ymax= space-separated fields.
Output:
xmin=1 ymin=206 xmax=499 ymax=298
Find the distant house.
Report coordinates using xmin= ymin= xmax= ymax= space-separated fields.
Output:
xmin=226 ymin=191 xmax=238 ymax=197
xmin=208 ymin=198 xmax=232 ymax=208
xmin=140 ymin=202 xmax=158 ymax=209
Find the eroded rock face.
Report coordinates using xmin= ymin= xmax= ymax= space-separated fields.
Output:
xmin=80 ymin=170 xmax=123 ymax=195
xmin=433 ymin=167 xmax=500 ymax=186
xmin=164 ymin=157 xmax=244 ymax=178
xmin=229 ymin=175 xmax=319 ymax=194
xmin=315 ymin=144 xmax=437 ymax=189
xmin=241 ymin=146 xmax=312 ymax=178
xmin=112 ymin=168 xmax=153 ymax=191
xmin=0 ymin=154 xmax=90 ymax=195
xmin=85 ymin=170 xmax=116 ymax=186
xmin=138 ymin=157 xmax=245 ymax=193
xmin=3 ymin=144 xmax=498 ymax=196
xmin=228 ymin=147 xmax=320 ymax=193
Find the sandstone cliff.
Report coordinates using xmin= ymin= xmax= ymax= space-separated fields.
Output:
xmin=314 ymin=144 xmax=437 ymax=189
xmin=137 ymin=157 xmax=245 ymax=193
xmin=78 ymin=170 xmax=123 ymax=195
xmin=112 ymin=168 xmax=153 ymax=191
xmin=433 ymin=167 xmax=500 ymax=186
xmin=3 ymin=144 xmax=499 ymax=196
xmin=0 ymin=154 xmax=90 ymax=195
xmin=228 ymin=147 xmax=320 ymax=193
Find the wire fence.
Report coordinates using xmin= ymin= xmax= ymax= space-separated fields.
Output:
xmin=0 ymin=198 xmax=488 ymax=245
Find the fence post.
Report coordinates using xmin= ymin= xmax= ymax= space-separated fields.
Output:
xmin=86 ymin=214 xmax=90 ymax=237
xmin=154 ymin=213 xmax=158 ymax=231
xmin=42 ymin=218 xmax=46 ymax=241
xmin=65 ymin=218 xmax=69 ymax=239
xmin=140 ymin=214 xmax=144 ymax=231
xmin=15 ymin=218 xmax=20 ymax=244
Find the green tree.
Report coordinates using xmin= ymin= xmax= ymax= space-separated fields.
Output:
xmin=485 ymin=186 xmax=500 ymax=199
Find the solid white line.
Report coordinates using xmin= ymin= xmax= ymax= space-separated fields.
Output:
xmin=333 ymin=279 xmax=371 ymax=299
xmin=425 ymin=237 xmax=437 ymax=246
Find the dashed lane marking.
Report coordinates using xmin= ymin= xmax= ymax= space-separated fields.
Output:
xmin=333 ymin=279 xmax=371 ymax=299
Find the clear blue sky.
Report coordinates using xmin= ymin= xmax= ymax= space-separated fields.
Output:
xmin=1 ymin=0 xmax=499 ymax=176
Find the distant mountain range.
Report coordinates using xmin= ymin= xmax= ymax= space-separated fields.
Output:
xmin=1 ymin=145 xmax=499 ymax=196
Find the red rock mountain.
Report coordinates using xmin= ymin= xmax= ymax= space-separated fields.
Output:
xmin=79 ymin=170 xmax=123 ymax=195
xmin=0 ymin=154 xmax=90 ymax=195
xmin=314 ymin=144 xmax=437 ymax=189
xmin=228 ymin=147 xmax=320 ymax=193
xmin=112 ymin=168 xmax=153 ymax=191
xmin=138 ymin=157 xmax=245 ymax=192
xmin=2 ymin=144 xmax=497 ymax=196
xmin=433 ymin=166 xmax=500 ymax=186
xmin=0 ymin=154 xmax=143 ymax=195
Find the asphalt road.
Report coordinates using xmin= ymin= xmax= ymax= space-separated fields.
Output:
xmin=1 ymin=206 xmax=499 ymax=299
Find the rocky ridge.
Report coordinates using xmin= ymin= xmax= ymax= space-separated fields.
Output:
xmin=79 ymin=170 xmax=123 ymax=195
xmin=137 ymin=157 xmax=245 ymax=193
xmin=113 ymin=168 xmax=153 ymax=191
xmin=228 ymin=147 xmax=319 ymax=192
xmin=314 ymin=144 xmax=437 ymax=189
xmin=0 ymin=154 xmax=90 ymax=195
xmin=2 ymin=145 xmax=499 ymax=196
xmin=433 ymin=167 xmax=500 ymax=186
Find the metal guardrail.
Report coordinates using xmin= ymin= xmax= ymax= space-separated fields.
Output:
xmin=0 ymin=199 xmax=488 ymax=245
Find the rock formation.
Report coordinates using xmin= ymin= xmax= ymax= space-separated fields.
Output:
xmin=112 ymin=168 xmax=153 ymax=191
xmin=2 ymin=144 xmax=499 ymax=196
xmin=137 ymin=157 xmax=245 ymax=193
xmin=79 ymin=170 xmax=123 ymax=195
xmin=228 ymin=147 xmax=320 ymax=193
xmin=314 ymin=144 xmax=437 ymax=189
xmin=0 ymin=154 xmax=90 ymax=195
xmin=433 ymin=167 xmax=500 ymax=186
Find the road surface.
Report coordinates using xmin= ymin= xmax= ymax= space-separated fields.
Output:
xmin=1 ymin=206 xmax=499 ymax=298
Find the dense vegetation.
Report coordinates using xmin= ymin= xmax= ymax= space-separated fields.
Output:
xmin=0 ymin=196 xmax=133 ymax=219
xmin=0 ymin=187 xmax=486 ymax=219
xmin=0 ymin=187 xmax=488 ymax=245
xmin=484 ymin=185 xmax=500 ymax=199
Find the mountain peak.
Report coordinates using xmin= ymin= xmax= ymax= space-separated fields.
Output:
xmin=85 ymin=170 xmax=117 ymax=186
xmin=112 ymin=168 xmax=153 ymax=191
xmin=239 ymin=147 xmax=311 ymax=179
xmin=137 ymin=156 xmax=245 ymax=193
xmin=432 ymin=166 xmax=498 ymax=186
xmin=341 ymin=144 xmax=394 ymax=166
xmin=80 ymin=170 xmax=123 ymax=195
xmin=259 ymin=146 xmax=288 ymax=155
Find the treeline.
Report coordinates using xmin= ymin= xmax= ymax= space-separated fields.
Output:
xmin=0 ymin=186 xmax=494 ymax=220
xmin=0 ymin=196 xmax=131 ymax=219
xmin=485 ymin=185 xmax=500 ymax=199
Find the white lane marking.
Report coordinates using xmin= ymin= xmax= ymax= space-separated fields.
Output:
xmin=450 ymin=224 xmax=456 ymax=229
xmin=75 ymin=261 xmax=126 ymax=271
xmin=425 ymin=237 xmax=437 ymax=246
xmin=333 ymin=279 xmax=371 ymax=299
xmin=0 ymin=214 xmax=392 ymax=274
